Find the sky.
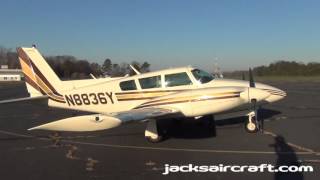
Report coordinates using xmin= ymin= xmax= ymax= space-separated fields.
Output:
xmin=1 ymin=0 xmax=320 ymax=71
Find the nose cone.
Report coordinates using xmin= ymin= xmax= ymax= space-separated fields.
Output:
xmin=254 ymin=83 xmax=286 ymax=103
xmin=240 ymin=88 xmax=271 ymax=102
xmin=264 ymin=87 xmax=286 ymax=102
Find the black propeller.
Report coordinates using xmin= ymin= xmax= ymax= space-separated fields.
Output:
xmin=248 ymin=68 xmax=263 ymax=132
xmin=249 ymin=68 xmax=255 ymax=88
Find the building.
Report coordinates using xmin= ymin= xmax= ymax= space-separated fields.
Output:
xmin=0 ymin=65 xmax=23 ymax=81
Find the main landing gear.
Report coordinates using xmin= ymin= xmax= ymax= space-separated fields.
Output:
xmin=244 ymin=110 xmax=261 ymax=133
xmin=145 ymin=120 xmax=163 ymax=143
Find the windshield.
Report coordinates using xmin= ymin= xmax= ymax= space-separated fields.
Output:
xmin=191 ymin=69 xmax=214 ymax=84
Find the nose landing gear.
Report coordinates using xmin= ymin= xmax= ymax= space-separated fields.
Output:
xmin=245 ymin=110 xmax=263 ymax=133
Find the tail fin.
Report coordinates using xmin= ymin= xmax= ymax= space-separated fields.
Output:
xmin=17 ymin=47 xmax=65 ymax=103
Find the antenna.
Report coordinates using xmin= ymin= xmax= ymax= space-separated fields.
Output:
xmin=129 ymin=65 xmax=141 ymax=75
xmin=89 ymin=73 xmax=97 ymax=79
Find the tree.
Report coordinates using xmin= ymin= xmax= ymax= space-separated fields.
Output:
xmin=90 ymin=63 xmax=102 ymax=77
xmin=102 ymin=58 xmax=112 ymax=74
xmin=140 ymin=62 xmax=150 ymax=72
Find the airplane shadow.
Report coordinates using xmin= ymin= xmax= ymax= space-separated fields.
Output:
xmin=0 ymin=109 xmax=281 ymax=142
xmin=215 ymin=108 xmax=281 ymax=127
xmin=161 ymin=108 xmax=281 ymax=140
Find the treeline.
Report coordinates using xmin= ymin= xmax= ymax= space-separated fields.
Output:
xmin=224 ymin=61 xmax=320 ymax=78
xmin=0 ymin=47 xmax=150 ymax=79
xmin=254 ymin=61 xmax=320 ymax=76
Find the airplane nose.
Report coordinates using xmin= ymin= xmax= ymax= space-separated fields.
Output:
xmin=240 ymin=88 xmax=271 ymax=102
xmin=254 ymin=82 xmax=286 ymax=102
xmin=263 ymin=87 xmax=286 ymax=102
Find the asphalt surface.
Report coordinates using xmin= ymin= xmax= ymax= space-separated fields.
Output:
xmin=0 ymin=81 xmax=319 ymax=180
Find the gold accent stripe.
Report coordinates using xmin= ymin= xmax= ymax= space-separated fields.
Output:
xmin=116 ymin=92 xmax=172 ymax=99
xmin=140 ymin=91 xmax=241 ymax=105
xmin=117 ymin=97 xmax=158 ymax=101
xmin=116 ymin=91 xmax=241 ymax=102
xmin=115 ymin=89 xmax=183 ymax=95
xmin=136 ymin=95 xmax=240 ymax=109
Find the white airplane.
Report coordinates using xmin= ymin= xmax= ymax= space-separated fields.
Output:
xmin=0 ymin=47 xmax=286 ymax=143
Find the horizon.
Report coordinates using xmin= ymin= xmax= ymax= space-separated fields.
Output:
xmin=1 ymin=0 xmax=320 ymax=71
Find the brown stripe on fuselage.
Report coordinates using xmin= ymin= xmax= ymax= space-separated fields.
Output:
xmin=135 ymin=94 xmax=240 ymax=109
xmin=139 ymin=91 xmax=241 ymax=106
xmin=115 ymin=89 xmax=185 ymax=95
xmin=116 ymin=90 xmax=241 ymax=102
xmin=117 ymin=97 xmax=159 ymax=101
xmin=116 ymin=92 xmax=173 ymax=100
xmin=48 ymin=96 xmax=66 ymax=103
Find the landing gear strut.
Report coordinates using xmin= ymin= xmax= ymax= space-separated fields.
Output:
xmin=245 ymin=111 xmax=260 ymax=133
xmin=145 ymin=120 xmax=163 ymax=143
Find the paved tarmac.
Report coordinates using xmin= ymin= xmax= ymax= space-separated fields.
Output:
xmin=0 ymin=81 xmax=319 ymax=180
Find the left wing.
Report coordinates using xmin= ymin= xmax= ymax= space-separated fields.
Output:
xmin=28 ymin=107 xmax=181 ymax=131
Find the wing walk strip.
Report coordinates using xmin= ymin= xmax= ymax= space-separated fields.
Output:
xmin=17 ymin=48 xmax=65 ymax=103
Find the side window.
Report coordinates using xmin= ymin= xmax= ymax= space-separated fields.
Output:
xmin=139 ymin=76 xmax=161 ymax=89
xmin=119 ymin=80 xmax=137 ymax=91
xmin=165 ymin=72 xmax=192 ymax=87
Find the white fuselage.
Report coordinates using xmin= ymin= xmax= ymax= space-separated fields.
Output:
xmin=48 ymin=67 xmax=286 ymax=118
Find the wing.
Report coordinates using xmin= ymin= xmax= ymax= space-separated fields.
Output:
xmin=28 ymin=107 xmax=181 ymax=131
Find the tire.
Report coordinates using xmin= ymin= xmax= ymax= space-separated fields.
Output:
xmin=145 ymin=135 xmax=163 ymax=143
xmin=244 ymin=116 xmax=259 ymax=133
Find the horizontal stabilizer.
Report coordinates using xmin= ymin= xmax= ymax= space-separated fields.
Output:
xmin=0 ymin=95 xmax=48 ymax=104
xmin=28 ymin=114 xmax=121 ymax=131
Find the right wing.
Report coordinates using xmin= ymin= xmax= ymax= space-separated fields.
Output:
xmin=28 ymin=107 xmax=182 ymax=131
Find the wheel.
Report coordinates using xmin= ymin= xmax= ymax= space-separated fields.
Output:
xmin=145 ymin=135 xmax=163 ymax=143
xmin=245 ymin=116 xmax=259 ymax=133
xmin=145 ymin=120 xmax=164 ymax=143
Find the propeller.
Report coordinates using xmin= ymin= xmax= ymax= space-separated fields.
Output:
xmin=249 ymin=68 xmax=255 ymax=88
xmin=247 ymin=68 xmax=263 ymax=132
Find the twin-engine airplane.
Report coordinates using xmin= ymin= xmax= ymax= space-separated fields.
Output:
xmin=0 ymin=47 xmax=286 ymax=143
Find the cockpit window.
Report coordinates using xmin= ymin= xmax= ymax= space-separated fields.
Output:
xmin=191 ymin=69 xmax=214 ymax=84
xmin=165 ymin=72 xmax=192 ymax=87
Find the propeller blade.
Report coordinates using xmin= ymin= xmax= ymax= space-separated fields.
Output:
xmin=249 ymin=68 xmax=255 ymax=87
xmin=242 ymin=72 xmax=245 ymax=80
